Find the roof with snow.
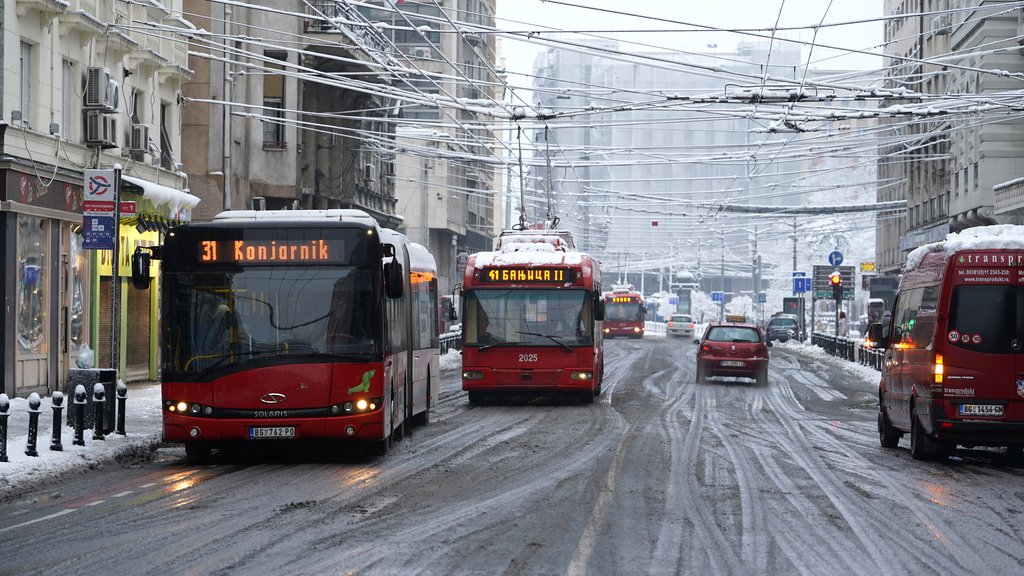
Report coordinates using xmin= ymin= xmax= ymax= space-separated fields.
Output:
xmin=905 ymin=224 xmax=1024 ymax=272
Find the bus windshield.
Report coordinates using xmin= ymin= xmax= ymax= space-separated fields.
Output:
xmin=163 ymin=266 xmax=381 ymax=379
xmin=605 ymin=301 xmax=643 ymax=322
xmin=463 ymin=288 xmax=593 ymax=347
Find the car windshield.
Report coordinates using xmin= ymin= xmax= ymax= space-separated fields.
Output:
xmin=706 ymin=326 xmax=761 ymax=343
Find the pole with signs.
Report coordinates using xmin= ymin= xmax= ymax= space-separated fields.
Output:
xmin=110 ymin=164 xmax=122 ymax=378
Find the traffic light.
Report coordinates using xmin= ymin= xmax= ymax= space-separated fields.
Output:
xmin=830 ymin=270 xmax=843 ymax=301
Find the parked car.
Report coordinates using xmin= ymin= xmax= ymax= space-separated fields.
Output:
xmin=868 ymin=230 xmax=1024 ymax=461
xmin=666 ymin=314 xmax=696 ymax=339
xmin=694 ymin=322 xmax=771 ymax=386
xmin=765 ymin=315 xmax=800 ymax=342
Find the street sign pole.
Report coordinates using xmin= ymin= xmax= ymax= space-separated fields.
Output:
xmin=110 ymin=164 xmax=122 ymax=380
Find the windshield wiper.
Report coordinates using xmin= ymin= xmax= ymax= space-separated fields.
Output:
xmin=195 ymin=349 xmax=367 ymax=379
xmin=517 ymin=331 xmax=573 ymax=352
xmin=476 ymin=341 xmax=520 ymax=352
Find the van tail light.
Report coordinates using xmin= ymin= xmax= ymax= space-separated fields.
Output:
xmin=931 ymin=353 xmax=944 ymax=394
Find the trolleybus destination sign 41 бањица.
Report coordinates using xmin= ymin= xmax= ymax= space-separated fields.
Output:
xmin=459 ymin=229 xmax=605 ymax=404
xmin=130 ymin=209 xmax=439 ymax=459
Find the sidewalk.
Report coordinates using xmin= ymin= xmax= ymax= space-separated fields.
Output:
xmin=0 ymin=381 xmax=164 ymax=502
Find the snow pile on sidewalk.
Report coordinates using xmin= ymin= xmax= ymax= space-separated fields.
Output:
xmin=0 ymin=384 xmax=164 ymax=501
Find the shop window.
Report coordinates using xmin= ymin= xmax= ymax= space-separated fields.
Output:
xmin=17 ymin=216 xmax=48 ymax=354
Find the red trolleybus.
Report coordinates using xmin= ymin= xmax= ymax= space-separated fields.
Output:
xmin=602 ymin=284 xmax=646 ymax=338
xmin=460 ymin=231 xmax=605 ymax=403
xmin=133 ymin=209 xmax=437 ymax=458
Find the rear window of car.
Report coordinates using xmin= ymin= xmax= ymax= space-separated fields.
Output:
xmin=768 ymin=318 xmax=798 ymax=329
xmin=706 ymin=326 xmax=761 ymax=343
xmin=670 ymin=315 xmax=692 ymax=322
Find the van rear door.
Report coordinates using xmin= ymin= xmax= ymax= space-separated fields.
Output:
xmin=942 ymin=254 xmax=1024 ymax=423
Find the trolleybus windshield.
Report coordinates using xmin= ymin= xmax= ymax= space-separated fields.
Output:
xmin=463 ymin=288 xmax=593 ymax=348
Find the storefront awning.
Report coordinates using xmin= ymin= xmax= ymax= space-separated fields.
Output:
xmin=121 ymin=175 xmax=200 ymax=222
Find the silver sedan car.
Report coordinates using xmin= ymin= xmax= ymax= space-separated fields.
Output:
xmin=666 ymin=314 xmax=696 ymax=339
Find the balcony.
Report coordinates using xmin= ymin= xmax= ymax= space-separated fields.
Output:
xmin=16 ymin=0 xmax=67 ymax=17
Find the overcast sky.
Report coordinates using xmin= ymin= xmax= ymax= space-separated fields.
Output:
xmin=495 ymin=0 xmax=884 ymax=88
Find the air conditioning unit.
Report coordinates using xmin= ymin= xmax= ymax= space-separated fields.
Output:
xmin=85 ymin=67 xmax=119 ymax=112
xmin=129 ymin=124 xmax=150 ymax=154
xmin=413 ymin=46 xmax=431 ymax=59
xmin=84 ymin=110 xmax=117 ymax=148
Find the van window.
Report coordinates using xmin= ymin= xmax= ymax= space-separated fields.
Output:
xmin=947 ymin=285 xmax=1021 ymax=354
xmin=891 ymin=286 xmax=938 ymax=350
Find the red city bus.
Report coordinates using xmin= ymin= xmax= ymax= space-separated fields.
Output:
xmin=602 ymin=285 xmax=645 ymax=338
xmin=460 ymin=231 xmax=605 ymax=403
xmin=133 ymin=209 xmax=438 ymax=459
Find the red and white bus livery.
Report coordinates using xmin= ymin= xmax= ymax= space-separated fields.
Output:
xmin=460 ymin=231 xmax=605 ymax=403
xmin=602 ymin=285 xmax=646 ymax=338
xmin=139 ymin=209 xmax=438 ymax=458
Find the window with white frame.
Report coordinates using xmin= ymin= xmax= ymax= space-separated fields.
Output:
xmin=20 ymin=42 xmax=33 ymax=128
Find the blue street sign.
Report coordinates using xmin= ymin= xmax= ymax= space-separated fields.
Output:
xmin=828 ymin=250 xmax=844 ymax=266
xmin=711 ymin=291 xmax=724 ymax=303
xmin=757 ymin=292 xmax=767 ymax=303
xmin=82 ymin=215 xmax=115 ymax=250
xmin=794 ymin=277 xmax=807 ymax=293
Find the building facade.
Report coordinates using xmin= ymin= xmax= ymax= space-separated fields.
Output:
xmin=1 ymin=0 xmax=196 ymax=397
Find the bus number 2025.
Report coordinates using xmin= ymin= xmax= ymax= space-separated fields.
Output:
xmin=519 ymin=353 xmax=539 ymax=363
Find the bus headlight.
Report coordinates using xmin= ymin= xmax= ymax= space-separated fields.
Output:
xmin=165 ymin=400 xmax=213 ymax=417
xmin=570 ymin=371 xmax=592 ymax=381
xmin=462 ymin=370 xmax=484 ymax=380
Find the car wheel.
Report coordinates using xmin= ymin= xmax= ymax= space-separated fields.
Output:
xmin=695 ymin=365 xmax=706 ymax=384
xmin=910 ymin=403 xmax=949 ymax=460
xmin=755 ymin=366 xmax=768 ymax=387
xmin=877 ymin=408 xmax=901 ymax=449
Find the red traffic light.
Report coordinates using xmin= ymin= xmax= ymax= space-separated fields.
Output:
xmin=829 ymin=272 xmax=842 ymax=286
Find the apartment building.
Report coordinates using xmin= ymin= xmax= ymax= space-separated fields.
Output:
xmin=1 ymin=0 xmax=196 ymax=397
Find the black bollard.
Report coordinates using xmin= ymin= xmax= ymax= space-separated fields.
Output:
xmin=92 ymin=383 xmax=106 ymax=441
xmin=0 ymin=393 xmax=9 ymax=463
xmin=73 ymin=384 xmax=87 ymax=447
xmin=115 ymin=380 xmax=127 ymax=436
xmin=51 ymin=391 xmax=65 ymax=451
xmin=25 ymin=393 xmax=41 ymax=457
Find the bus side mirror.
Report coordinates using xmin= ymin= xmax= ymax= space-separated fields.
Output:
xmin=594 ymin=295 xmax=605 ymax=321
xmin=131 ymin=247 xmax=154 ymax=290
xmin=384 ymin=260 xmax=403 ymax=299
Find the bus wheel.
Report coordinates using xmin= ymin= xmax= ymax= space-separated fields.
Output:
xmin=878 ymin=407 xmax=901 ymax=449
xmin=372 ymin=434 xmax=392 ymax=457
xmin=184 ymin=442 xmax=211 ymax=463
xmin=467 ymin=392 xmax=485 ymax=406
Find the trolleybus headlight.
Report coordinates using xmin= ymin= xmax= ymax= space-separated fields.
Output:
xmin=462 ymin=370 xmax=484 ymax=380
xmin=175 ymin=401 xmax=187 ymax=412
xmin=570 ymin=371 xmax=593 ymax=381
xmin=356 ymin=399 xmax=369 ymax=411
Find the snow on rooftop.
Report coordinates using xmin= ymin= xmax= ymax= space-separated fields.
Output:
xmin=904 ymin=224 xmax=1024 ymax=272
xmin=471 ymin=248 xmax=584 ymax=268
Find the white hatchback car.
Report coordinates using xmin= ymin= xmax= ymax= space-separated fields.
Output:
xmin=666 ymin=314 xmax=696 ymax=339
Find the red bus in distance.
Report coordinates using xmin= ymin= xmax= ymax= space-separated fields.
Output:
xmin=602 ymin=285 xmax=646 ymax=338
xmin=460 ymin=230 xmax=605 ymax=403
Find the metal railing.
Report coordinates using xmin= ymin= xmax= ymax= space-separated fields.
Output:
xmin=440 ymin=331 xmax=461 ymax=355
xmin=811 ymin=332 xmax=885 ymax=371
